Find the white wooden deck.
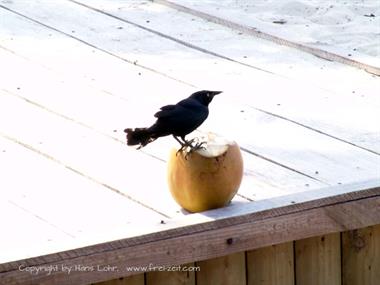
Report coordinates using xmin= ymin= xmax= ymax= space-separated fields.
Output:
xmin=0 ymin=0 xmax=379 ymax=284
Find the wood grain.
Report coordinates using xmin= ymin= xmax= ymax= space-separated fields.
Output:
xmin=75 ymin=0 xmax=380 ymax=153
xmin=196 ymin=252 xmax=246 ymax=285
xmin=93 ymin=274 xmax=144 ymax=285
xmin=57 ymin=0 xmax=380 ymax=152
xmin=0 ymin=47 xmax=325 ymax=203
xmin=0 ymin=89 xmax=180 ymax=217
xmin=1 ymin=1 xmax=377 ymax=174
xmin=0 ymin=135 xmax=162 ymax=263
xmin=295 ymin=233 xmax=341 ymax=285
xmin=342 ymin=225 xmax=380 ymax=285
xmin=1 ymin=185 xmax=379 ymax=285
xmin=153 ymin=0 xmax=380 ymax=76
xmin=0 ymin=1 xmax=379 ymax=285
xmin=74 ymin=0 xmax=380 ymax=100
xmin=247 ymin=242 xmax=294 ymax=285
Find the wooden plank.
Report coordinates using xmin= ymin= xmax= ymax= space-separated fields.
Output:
xmin=0 ymin=89 xmax=185 ymax=217
xmin=81 ymin=0 xmax=380 ymax=154
xmin=0 ymin=198 xmax=72 ymax=264
xmin=206 ymin=104 xmax=380 ymax=184
xmin=0 ymin=3 xmax=378 ymax=282
xmin=146 ymin=263 xmax=195 ymax=285
xmin=1 ymin=36 xmax=379 ymax=196
xmin=246 ymin=242 xmax=294 ymax=285
xmin=196 ymin=252 xmax=246 ymax=285
xmin=93 ymin=274 xmax=144 ymax=285
xmin=0 ymin=45 xmax=328 ymax=201
xmin=1 ymin=182 xmax=379 ymax=285
xmin=156 ymin=179 xmax=380 ymax=232
xmin=75 ymin=0 xmax=380 ymax=95
xmin=1 ymin=2 xmax=379 ymax=186
xmin=295 ymin=233 xmax=341 ymax=285
xmin=2 ymin=0 xmax=380 ymax=155
xmin=1 ymin=2 xmax=378 ymax=183
xmin=71 ymin=0 xmax=380 ymax=101
xmin=342 ymin=225 xmax=380 ymax=285
xmin=0 ymin=135 xmax=164 ymax=264
xmin=154 ymin=0 xmax=380 ymax=72
xmin=56 ymin=0 xmax=380 ymax=153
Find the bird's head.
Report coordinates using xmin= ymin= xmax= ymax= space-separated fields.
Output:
xmin=190 ymin=90 xmax=222 ymax=106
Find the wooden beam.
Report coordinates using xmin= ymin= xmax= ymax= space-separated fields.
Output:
xmin=246 ymin=242 xmax=294 ymax=285
xmin=1 ymin=181 xmax=379 ymax=285
xmin=295 ymin=233 xmax=341 ymax=285
xmin=93 ymin=274 xmax=144 ymax=285
xmin=196 ymin=252 xmax=246 ymax=285
xmin=342 ymin=225 xmax=380 ymax=285
xmin=146 ymin=263 xmax=195 ymax=285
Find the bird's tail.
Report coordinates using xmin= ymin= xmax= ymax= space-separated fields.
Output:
xmin=124 ymin=128 xmax=156 ymax=148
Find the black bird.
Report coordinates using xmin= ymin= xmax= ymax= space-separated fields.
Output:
xmin=124 ymin=90 xmax=221 ymax=150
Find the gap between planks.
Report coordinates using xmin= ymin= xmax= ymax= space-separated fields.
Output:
xmin=29 ymin=0 xmax=380 ymax=156
xmin=0 ymin=47 xmax=330 ymax=195
xmin=1 ymin=181 xmax=379 ymax=285
xmin=152 ymin=0 xmax=380 ymax=76
xmin=0 ymin=85 xmax=252 ymax=203
xmin=250 ymin=106 xmax=380 ymax=156
xmin=0 ymin=6 xmax=378 ymax=185
xmin=0 ymin=130 xmax=171 ymax=219
xmin=68 ymin=0 xmax=276 ymax=76
xmin=0 ymin=3 xmax=196 ymax=88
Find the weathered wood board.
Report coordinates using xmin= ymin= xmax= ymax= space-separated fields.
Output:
xmin=1 ymin=3 xmax=373 ymax=193
xmin=153 ymin=0 xmax=380 ymax=71
xmin=247 ymin=242 xmax=294 ymax=285
xmin=342 ymin=226 xmax=380 ymax=285
xmin=96 ymin=225 xmax=380 ymax=285
xmin=295 ymin=233 xmax=341 ymax=285
xmin=0 ymin=0 xmax=379 ymax=284
xmin=1 ymin=0 xmax=380 ymax=154
xmin=196 ymin=252 xmax=246 ymax=285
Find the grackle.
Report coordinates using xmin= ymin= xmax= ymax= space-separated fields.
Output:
xmin=124 ymin=90 xmax=221 ymax=150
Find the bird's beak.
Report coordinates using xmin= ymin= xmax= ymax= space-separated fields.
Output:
xmin=210 ymin=91 xmax=222 ymax=97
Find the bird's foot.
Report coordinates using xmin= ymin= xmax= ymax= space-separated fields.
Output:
xmin=186 ymin=138 xmax=197 ymax=145
xmin=176 ymin=144 xmax=188 ymax=156
xmin=175 ymin=137 xmax=206 ymax=159
xmin=192 ymin=141 xmax=206 ymax=150
xmin=184 ymin=137 xmax=206 ymax=150
xmin=176 ymin=141 xmax=207 ymax=159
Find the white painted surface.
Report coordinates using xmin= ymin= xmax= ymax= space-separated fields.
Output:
xmin=0 ymin=0 xmax=379 ymax=265
xmin=0 ymin=20 xmax=328 ymax=200
xmin=164 ymin=0 xmax=380 ymax=68
xmin=0 ymin=136 xmax=163 ymax=263
xmin=2 ymin=0 xmax=378 ymax=154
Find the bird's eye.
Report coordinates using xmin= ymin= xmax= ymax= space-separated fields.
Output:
xmin=207 ymin=93 xmax=210 ymax=97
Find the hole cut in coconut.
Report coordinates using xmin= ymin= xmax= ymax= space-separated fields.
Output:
xmin=187 ymin=132 xmax=236 ymax=158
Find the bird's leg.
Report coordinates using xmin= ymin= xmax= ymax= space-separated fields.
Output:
xmin=173 ymin=136 xmax=207 ymax=157
xmin=173 ymin=135 xmax=185 ymax=146
xmin=181 ymin=136 xmax=199 ymax=149
xmin=180 ymin=137 xmax=195 ymax=160
xmin=173 ymin=136 xmax=189 ymax=155
xmin=181 ymin=136 xmax=207 ymax=152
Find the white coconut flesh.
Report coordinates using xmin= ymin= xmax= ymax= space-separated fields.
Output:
xmin=194 ymin=133 xmax=235 ymax=158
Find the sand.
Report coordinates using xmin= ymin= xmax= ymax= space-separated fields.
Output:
xmin=171 ymin=0 xmax=380 ymax=67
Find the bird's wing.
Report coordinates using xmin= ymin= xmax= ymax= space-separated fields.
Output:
xmin=178 ymin=98 xmax=200 ymax=109
xmin=154 ymin=104 xmax=177 ymax=118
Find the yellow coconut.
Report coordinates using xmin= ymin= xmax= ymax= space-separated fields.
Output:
xmin=167 ymin=135 xmax=243 ymax=212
